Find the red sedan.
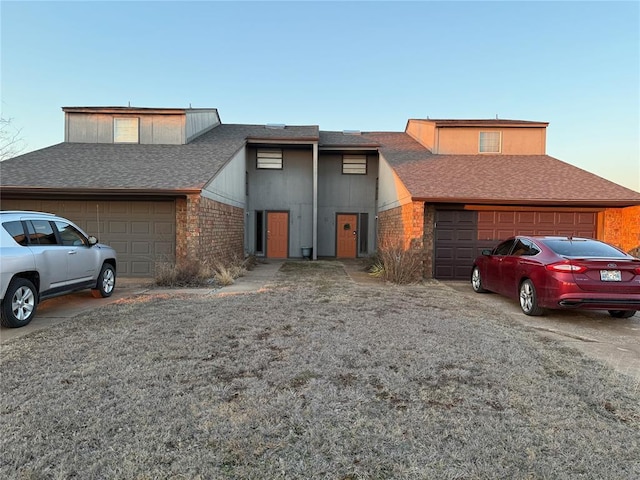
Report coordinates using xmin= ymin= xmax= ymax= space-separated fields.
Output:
xmin=471 ymin=236 xmax=640 ymax=317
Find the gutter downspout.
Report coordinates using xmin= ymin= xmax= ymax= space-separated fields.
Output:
xmin=312 ymin=142 xmax=318 ymax=260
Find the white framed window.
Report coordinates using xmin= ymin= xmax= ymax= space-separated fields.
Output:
xmin=114 ymin=117 xmax=139 ymax=143
xmin=257 ymin=149 xmax=283 ymax=169
xmin=342 ymin=154 xmax=367 ymax=174
xmin=479 ymin=131 xmax=501 ymax=153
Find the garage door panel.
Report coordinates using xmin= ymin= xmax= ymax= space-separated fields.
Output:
xmin=1 ymin=199 xmax=175 ymax=277
xmin=155 ymin=222 xmax=174 ymax=235
xmin=108 ymin=221 xmax=128 ymax=234
xmin=435 ymin=208 xmax=597 ymax=280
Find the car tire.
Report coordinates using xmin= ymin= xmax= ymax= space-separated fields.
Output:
xmin=91 ymin=264 xmax=116 ymax=298
xmin=608 ymin=310 xmax=636 ymax=319
xmin=1 ymin=278 xmax=38 ymax=328
xmin=471 ymin=266 xmax=487 ymax=293
xmin=519 ymin=279 xmax=544 ymax=316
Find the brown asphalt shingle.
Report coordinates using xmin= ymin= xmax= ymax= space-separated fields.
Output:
xmin=366 ymin=132 xmax=640 ymax=206
xmin=0 ymin=124 xmax=319 ymax=192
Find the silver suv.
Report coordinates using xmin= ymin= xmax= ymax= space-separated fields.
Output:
xmin=0 ymin=211 xmax=117 ymax=328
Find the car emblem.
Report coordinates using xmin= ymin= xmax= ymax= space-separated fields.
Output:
xmin=607 ymin=263 xmax=617 ymax=268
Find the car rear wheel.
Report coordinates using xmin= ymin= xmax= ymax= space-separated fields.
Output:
xmin=471 ymin=267 xmax=487 ymax=293
xmin=608 ymin=310 xmax=636 ymax=319
xmin=1 ymin=278 xmax=38 ymax=328
xmin=91 ymin=264 xmax=116 ymax=298
xmin=519 ymin=279 xmax=544 ymax=316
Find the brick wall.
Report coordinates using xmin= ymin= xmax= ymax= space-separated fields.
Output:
xmin=175 ymin=195 xmax=244 ymax=268
xmin=377 ymin=201 xmax=429 ymax=277
xmin=601 ymin=206 xmax=640 ymax=255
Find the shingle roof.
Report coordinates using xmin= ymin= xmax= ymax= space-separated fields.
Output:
xmin=0 ymin=124 xmax=319 ymax=193
xmin=409 ymin=119 xmax=549 ymax=128
xmin=366 ymin=132 xmax=640 ymax=206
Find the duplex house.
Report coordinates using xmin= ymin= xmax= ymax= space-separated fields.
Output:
xmin=1 ymin=106 xmax=639 ymax=280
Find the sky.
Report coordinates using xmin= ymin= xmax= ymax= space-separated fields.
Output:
xmin=1 ymin=0 xmax=639 ymax=191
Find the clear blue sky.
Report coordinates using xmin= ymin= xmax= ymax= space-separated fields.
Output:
xmin=2 ymin=0 xmax=639 ymax=191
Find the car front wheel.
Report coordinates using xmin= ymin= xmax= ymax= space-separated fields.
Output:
xmin=92 ymin=264 xmax=116 ymax=298
xmin=608 ymin=310 xmax=636 ymax=319
xmin=1 ymin=278 xmax=38 ymax=328
xmin=519 ymin=279 xmax=544 ymax=316
xmin=471 ymin=266 xmax=487 ymax=293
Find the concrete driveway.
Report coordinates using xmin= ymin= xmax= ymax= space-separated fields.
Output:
xmin=444 ymin=281 xmax=640 ymax=382
xmin=0 ymin=281 xmax=152 ymax=343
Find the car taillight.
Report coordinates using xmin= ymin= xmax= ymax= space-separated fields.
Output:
xmin=545 ymin=262 xmax=587 ymax=273
xmin=634 ymin=267 xmax=640 ymax=275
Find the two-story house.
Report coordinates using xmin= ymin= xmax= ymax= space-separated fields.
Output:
xmin=1 ymin=107 xmax=639 ymax=280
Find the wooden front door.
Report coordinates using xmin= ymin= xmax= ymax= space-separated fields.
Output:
xmin=266 ymin=211 xmax=289 ymax=258
xmin=336 ymin=214 xmax=358 ymax=258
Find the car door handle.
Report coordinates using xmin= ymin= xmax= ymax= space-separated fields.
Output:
xmin=68 ymin=250 xmax=77 ymax=255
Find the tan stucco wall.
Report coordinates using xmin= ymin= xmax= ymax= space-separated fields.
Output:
xmin=405 ymin=120 xmax=546 ymax=155
xmin=434 ymin=127 xmax=546 ymax=155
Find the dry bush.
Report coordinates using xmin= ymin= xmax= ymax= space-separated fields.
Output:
xmin=154 ymin=257 xmax=214 ymax=287
xmin=628 ymin=245 xmax=640 ymax=258
xmin=369 ymin=236 xmax=422 ymax=284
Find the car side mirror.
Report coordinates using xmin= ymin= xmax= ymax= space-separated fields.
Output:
xmin=88 ymin=236 xmax=98 ymax=246
xmin=482 ymin=249 xmax=492 ymax=256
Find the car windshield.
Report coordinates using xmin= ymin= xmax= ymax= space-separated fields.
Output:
xmin=543 ymin=239 xmax=627 ymax=258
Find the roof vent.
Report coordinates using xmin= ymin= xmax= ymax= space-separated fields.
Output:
xmin=266 ymin=123 xmax=286 ymax=129
xmin=343 ymin=130 xmax=361 ymax=135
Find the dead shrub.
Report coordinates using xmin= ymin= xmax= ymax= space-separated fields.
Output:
xmin=628 ymin=246 xmax=640 ymax=258
xmin=154 ymin=257 xmax=214 ymax=287
xmin=369 ymin=236 xmax=423 ymax=284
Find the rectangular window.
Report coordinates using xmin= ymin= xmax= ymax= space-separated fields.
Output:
xmin=114 ymin=117 xmax=139 ymax=143
xmin=257 ymin=149 xmax=283 ymax=169
xmin=479 ymin=131 xmax=501 ymax=153
xmin=255 ymin=211 xmax=264 ymax=253
xmin=343 ymin=155 xmax=367 ymax=174
xmin=359 ymin=213 xmax=368 ymax=253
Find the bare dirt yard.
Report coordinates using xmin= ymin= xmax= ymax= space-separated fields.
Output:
xmin=1 ymin=261 xmax=639 ymax=479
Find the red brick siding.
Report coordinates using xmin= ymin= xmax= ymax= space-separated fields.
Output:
xmin=602 ymin=206 xmax=640 ymax=254
xmin=175 ymin=195 xmax=244 ymax=267
xmin=377 ymin=201 xmax=429 ymax=277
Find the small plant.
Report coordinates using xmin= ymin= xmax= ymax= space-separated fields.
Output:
xmin=154 ymin=257 xmax=214 ymax=287
xmin=369 ymin=235 xmax=422 ymax=284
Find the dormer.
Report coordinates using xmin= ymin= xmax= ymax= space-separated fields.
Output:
xmin=405 ymin=119 xmax=549 ymax=155
xmin=63 ymin=106 xmax=221 ymax=145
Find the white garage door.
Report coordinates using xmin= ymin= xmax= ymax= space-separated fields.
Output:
xmin=1 ymin=199 xmax=176 ymax=277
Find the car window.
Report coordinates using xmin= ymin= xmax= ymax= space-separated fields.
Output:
xmin=2 ymin=221 xmax=28 ymax=246
xmin=54 ymin=221 xmax=88 ymax=246
xmin=544 ymin=239 xmax=627 ymax=258
xmin=493 ymin=240 xmax=515 ymax=255
xmin=511 ymin=239 xmax=529 ymax=256
xmin=25 ymin=220 xmax=59 ymax=245
xmin=511 ymin=238 xmax=541 ymax=256
xmin=523 ymin=239 xmax=541 ymax=256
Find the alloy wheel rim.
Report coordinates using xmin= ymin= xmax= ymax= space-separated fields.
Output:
xmin=520 ymin=284 xmax=532 ymax=312
xmin=472 ymin=269 xmax=480 ymax=289
xmin=12 ymin=287 xmax=35 ymax=320
xmin=103 ymin=270 xmax=115 ymax=293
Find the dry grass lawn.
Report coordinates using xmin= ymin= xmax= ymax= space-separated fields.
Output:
xmin=1 ymin=261 xmax=639 ymax=479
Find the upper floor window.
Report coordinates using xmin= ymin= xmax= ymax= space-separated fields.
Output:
xmin=479 ymin=131 xmax=501 ymax=153
xmin=257 ymin=149 xmax=283 ymax=169
xmin=114 ymin=117 xmax=139 ymax=143
xmin=342 ymin=154 xmax=367 ymax=174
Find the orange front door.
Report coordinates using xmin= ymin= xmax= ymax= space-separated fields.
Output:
xmin=336 ymin=214 xmax=358 ymax=258
xmin=266 ymin=212 xmax=289 ymax=258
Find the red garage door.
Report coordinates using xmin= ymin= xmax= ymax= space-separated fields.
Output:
xmin=477 ymin=210 xmax=597 ymax=241
xmin=434 ymin=209 xmax=598 ymax=280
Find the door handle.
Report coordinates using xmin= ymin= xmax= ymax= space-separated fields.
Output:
xmin=68 ymin=250 xmax=77 ymax=255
